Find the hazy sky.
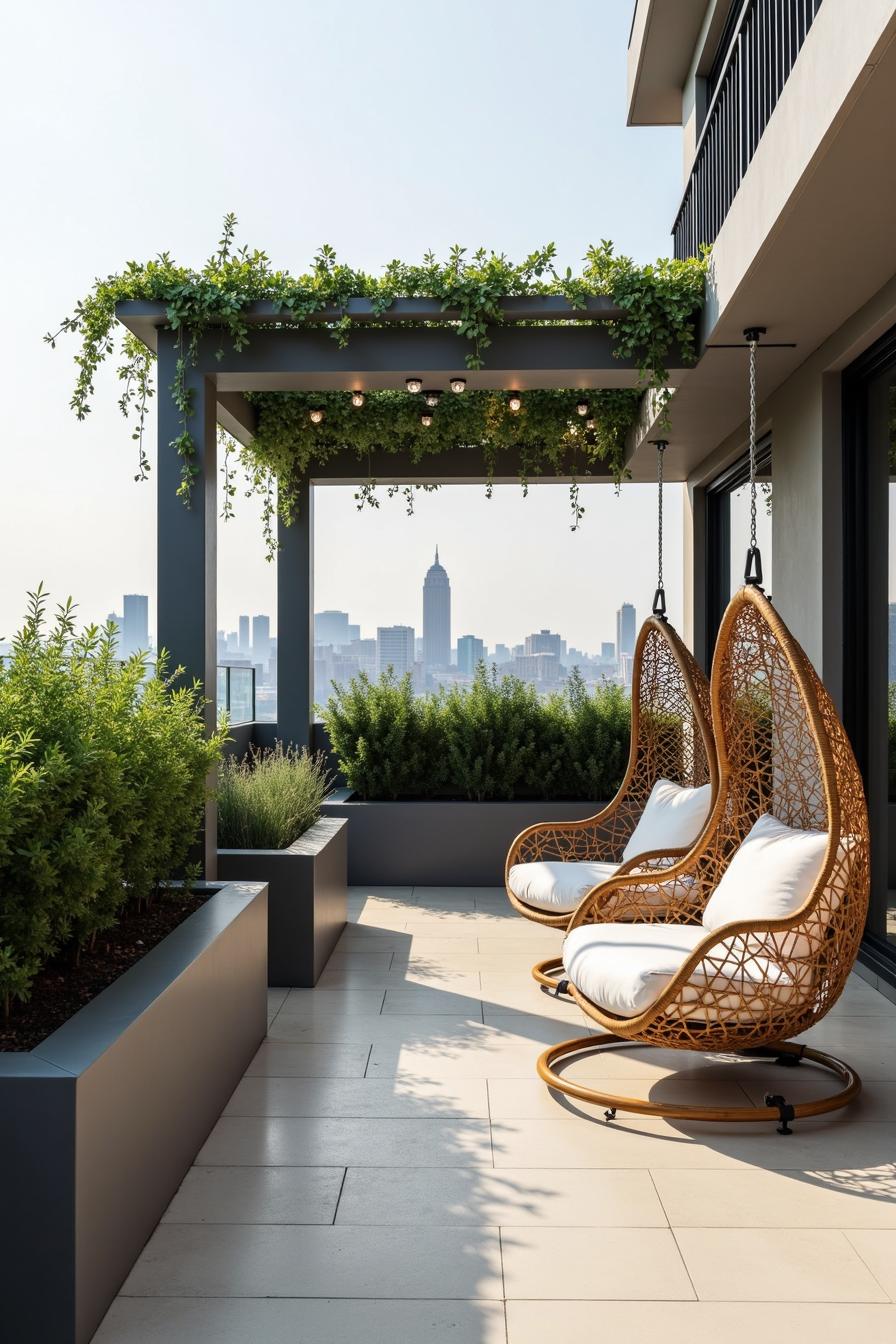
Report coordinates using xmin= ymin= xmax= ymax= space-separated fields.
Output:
xmin=0 ymin=0 xmax=687 ymax=650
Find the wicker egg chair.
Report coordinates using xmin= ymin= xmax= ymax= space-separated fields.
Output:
xmin=504 ymin=615 xmax=717 ymax=989
xmin=537 ymin=585 xmax=871 ymax=1130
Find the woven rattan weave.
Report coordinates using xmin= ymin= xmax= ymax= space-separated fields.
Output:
xmin=537 ymin=586 xmax=871 ymax=1128
xmin=505 ymin=617 xmax=716 ymax=932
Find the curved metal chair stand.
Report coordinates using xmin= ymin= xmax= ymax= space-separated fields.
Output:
xmin=538 ymin=586 xmax=871 ymax=1130
xmin=504 ymin=616 xmax=717 ymax=990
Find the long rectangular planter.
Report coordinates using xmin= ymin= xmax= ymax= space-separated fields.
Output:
xmin=0 ymin=881 xmax=268 ymax=1344
xmin=218 ymin=816 xmax=347 ymax=985
xmin=321 ymin=791 xmax=604 ymax=885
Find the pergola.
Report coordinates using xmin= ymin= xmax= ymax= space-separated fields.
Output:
xmin=116 ymin=297 xmax=695 ymax=873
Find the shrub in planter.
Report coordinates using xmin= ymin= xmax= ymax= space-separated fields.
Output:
xmin=217 ymin=743 xmax=331 ymax=848
xmin=323 ymin=664 xmax=631 ymax=801
xmin=0 ymin=586 xmax=223 ymax=1014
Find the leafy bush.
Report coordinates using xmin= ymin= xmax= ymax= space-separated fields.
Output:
xmin=0 ymin=587 xmax=223 ymax=1013
xmin=323 ymin=664 xmax=631 ymax=802
xmin=218 ymin=744 xmax=331 ymax=849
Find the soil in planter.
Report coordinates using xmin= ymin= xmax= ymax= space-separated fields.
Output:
xmin=0 ymin=889 xmax=210 ymax=1053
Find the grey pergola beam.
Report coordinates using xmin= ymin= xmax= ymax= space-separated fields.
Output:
xmin=116 ymin=295 xmax=628 ymax=351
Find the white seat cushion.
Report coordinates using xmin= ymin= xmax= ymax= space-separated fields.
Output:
xmin=508 ymin=861 xmax=619 ymax=913
xmin=621 ymin=778 xmax=713 ymax=863
xmin=702 ymin=813 xmax=828 ymax=956
xmin=563 ymin=921 xmax=798 ymax=1021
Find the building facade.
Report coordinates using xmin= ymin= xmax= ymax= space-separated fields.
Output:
xmin=627 ymin=0 xmax=896 ymax=980
xmin=377 ymin=625 xmax=415 ymax=678
xmin=457 ymin=635 xmax=485 ymax=676
xmin=422 ymin=547 xmax=451 ymax=669
xmin=121 ymin=594 xmax=149 ymax=658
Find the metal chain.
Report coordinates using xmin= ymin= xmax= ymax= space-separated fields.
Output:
xmin=657 ymin=441 xmax=665 ymax=591
xmin=748 ymin=336 xmax=758 ymax=551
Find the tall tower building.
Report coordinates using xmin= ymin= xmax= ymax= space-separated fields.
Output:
xmin=377 ymin=625 xmax=415 ymax=678
xmin=121 ymin=594 xmax=149 ymax=658
xmin=238 ymin=615 xmax=250 ymax=653
xmin=252 ymin=615 xmax=271 ymax=664
xmin=616 ymin=603 xmax=636 ymax=669
xmin=422 ymin=546 xmax=451 ymax=669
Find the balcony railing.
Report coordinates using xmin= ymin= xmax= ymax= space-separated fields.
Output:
xmin=217 ymin=664 xmax=256 ymax=724
xmin=672 ymin=0 xmax=824 ymax=259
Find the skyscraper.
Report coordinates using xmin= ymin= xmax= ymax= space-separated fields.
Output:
xmin=616 ymin=603 xmax=636 ymax=667
xmin=252 ymin=615 xmax=271 ymax=665
xmin=457 ymin=635 xmax=484 ymax=676
xmin=238 ymin=616 xmax=250 ymax=653
xmin=525 ymin=629 xmax=563 ymax=658
xmin=121 ymin=594 xmax=149 ymax=658
xmin=422 ymin=546 xmax=451 ymax=669
xmin=314 ymin=610 xmax=351 ymax=646
xmin=377 ymin=625 xmax=415 ymax=678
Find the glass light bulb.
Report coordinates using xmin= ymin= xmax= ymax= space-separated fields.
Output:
xmin=309 ymin=408 xmax=325 ymax=424
xmin=449 ymin=377 xmax=466 ymax=394
xmin=420 ymin=413 xmax=433 ymax=427
xmin=508 ymin=393 xmax=522 ymax=412
xmin=576 ymin=401 xmax=589 ymax=417
xmin=424 ymin=390 xmax=441 ymax=408
xmin=406 ymin=377 xmax=423 ymax=394
xmin=351 ymin=391 xmax=365 ymax=408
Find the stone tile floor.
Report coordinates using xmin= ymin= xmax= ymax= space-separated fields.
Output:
xmin=95 ymin=886 xmax=896 ymax=1342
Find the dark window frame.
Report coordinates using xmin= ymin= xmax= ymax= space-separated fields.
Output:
xmin=703 ymin=435 xmax=772 ymax=669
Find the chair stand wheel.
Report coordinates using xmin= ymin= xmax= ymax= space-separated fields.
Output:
xmin=531 ymin=956 xmax=571 ymax=997
xmin=537 ymin=1035 xmax=862 ymax=1127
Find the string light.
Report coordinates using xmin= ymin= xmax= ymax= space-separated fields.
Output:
xmin=309 ymin=408 xmax=325 ymax=424
xmin=406 ymin=377 xmax=423 ymax=394
xmin=350 ymin=391 xmax=365 ymax=408
xmin=508 ymin=392 xmax=522 ymax=413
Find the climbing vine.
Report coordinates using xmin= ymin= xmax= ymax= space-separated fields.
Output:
xmin=46 ymin=215 xmax=708 ymax=543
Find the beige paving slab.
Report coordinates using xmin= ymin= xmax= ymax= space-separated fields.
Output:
xmin=414 ymin=886 xmax=505 ymax=901
xmin=96 ymin=1298 xmax=508 ymax=1344
xmin=267 ymin=988 xmax=289 ymax=1014
xmin=654 ymin=1167 xmax=896 ymax=1228
xmin=675 ymin=1227 xmax=889 ymax=1301
xmin=480 ymin=993 xmax=590 ymax=1025
xmin=500 ymin=1226 xmax=694 ymax=1299
xmin=244 ymin=1043 xmax=371 ymax=1078
xmin=340 ymin=931 xmax=479 ymax=953
xmin=315 ymin=967 xmax=482 ymax=992
xmin=505 ymin=1301 xmax=896 ymax=1344
xmin=368 ymin=1024 xmax=594 ymax=1079
xmin=796 ymin=1017 xmax=896 ymax=1079
xmin=223 ymin=1075 xmax=490 ymax=1119
xmin=487 ymin=1075 xmax=756 ymax=1120
xmin=275 ymin=989 xmax=387 ymax=1017
xmin=336 ymin=1165 xmax=667 ymax=1226
xmin=161 ymin=1165 xmax=344 ymax=1224
xmin=120 ymin=1224 xmax=504 ymax=1299
xmin=491 ymin=1117 xmax=896 ymax=1171
xmin=196 ymin=1116 xmax=493 ymax=1168
xmin=348 ymin=886 xmax=415 ymax=901
xmin=381 ymin=986 xmax=485 ymax=1016
xmin=845 ymin=1230 xmax=896 ymax=1297
xmin=324 ymin=950 xmax=395 ymax=970
xmin=830 ymin=982 xmax=896 ymax=1015
xmin=267 ymin=1012 xmax=489 ymax=1043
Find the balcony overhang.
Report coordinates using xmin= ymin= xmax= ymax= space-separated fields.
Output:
xmin=627 ymin=0 xmax=710 ymax=126
xmin=630 ymin=1 xmax=896 ymax=480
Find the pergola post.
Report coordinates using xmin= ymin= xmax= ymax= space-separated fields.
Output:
xmin=276 ymin=480 xmax=314 ymax=750
xmin=156 ymin=334 xmax=218 ymax=877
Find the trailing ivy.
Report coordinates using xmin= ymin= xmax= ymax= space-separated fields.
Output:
xmin=47 ymin=215 xmax=707 ymax=532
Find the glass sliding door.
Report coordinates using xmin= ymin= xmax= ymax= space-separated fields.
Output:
xmin=704 ymin=436 xmax=773 ymax=667
xmin=843 ymin=326 xmax=896 ymax=969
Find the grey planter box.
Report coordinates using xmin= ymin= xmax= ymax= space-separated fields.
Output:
xmin=0 ymin=881 xmax=267 ymax=1344
xmin=321 ymin=791 xmax=604 ymax=885
xmin=218 ymin=816 xmax=347 ymax=986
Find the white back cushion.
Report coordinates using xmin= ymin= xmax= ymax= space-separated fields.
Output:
xmin=702 ymin=813 xmax=828 ymax=950
xmin=621 ymin=778 xmax=713 ymax=863
xmin=508 ymin=861 xmax=619 ymax=914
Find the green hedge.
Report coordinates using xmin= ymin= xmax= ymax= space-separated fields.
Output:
xmin=0 ymin=588 xmax=223 ymax=1012
xmin=323 ymin=665 xmax=631 ymax=802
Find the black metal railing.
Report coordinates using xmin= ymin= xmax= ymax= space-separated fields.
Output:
xmin=673 ymin=0 xmax=824 ymax=259
xmin=217 ymin=664 xmax=256 ymax=724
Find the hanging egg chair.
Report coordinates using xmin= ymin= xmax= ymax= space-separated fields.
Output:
xmin=537 ymin=333 xmax=870 ymax=1131
xmin=504 ymin=444 xmax=718 ymax=988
